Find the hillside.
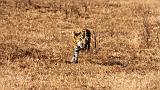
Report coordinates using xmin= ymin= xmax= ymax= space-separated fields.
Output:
xmin=0 ymin=0 xmax=160 ymax=90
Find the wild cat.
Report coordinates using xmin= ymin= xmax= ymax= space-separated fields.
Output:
xmin=71 ymin=28 xmax=91 ymax=63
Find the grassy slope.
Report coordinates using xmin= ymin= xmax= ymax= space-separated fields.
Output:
xmin=0 ymin=0 xmax=160 ymax=90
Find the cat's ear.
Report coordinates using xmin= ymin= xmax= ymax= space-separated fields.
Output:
xmin=73 ymin=31 xmax=76 ymax=35
xmin=73 ymin=31 xmax=77 ymax=39
xmin=82 ymin=28 xmax=86 ymax=32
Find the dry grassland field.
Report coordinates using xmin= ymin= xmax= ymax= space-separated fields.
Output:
xmin=0 ymin=0 xmax=160 ymax=90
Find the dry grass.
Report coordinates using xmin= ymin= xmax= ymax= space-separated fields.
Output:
xmin=0 ymin=0 xmax=160 ymax=90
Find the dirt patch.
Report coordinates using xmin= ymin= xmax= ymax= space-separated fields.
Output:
xmin=0 ymin=43 xmax=49 ymax=62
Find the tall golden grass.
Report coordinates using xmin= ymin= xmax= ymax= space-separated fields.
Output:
xmin=0 ymin=0 xmax=160 ymax=89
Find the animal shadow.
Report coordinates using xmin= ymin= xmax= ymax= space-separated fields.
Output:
xmin=88 ymin=56 xmax=128 ymax=67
